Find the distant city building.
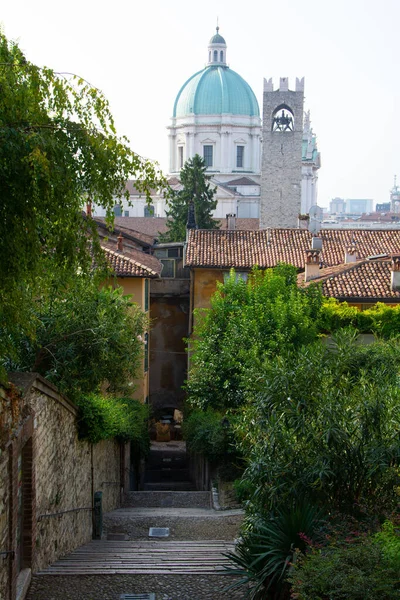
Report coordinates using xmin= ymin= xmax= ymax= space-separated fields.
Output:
xmin=330 ymin=197 xmax=346 ymax=214
xmin=390 ymin=176 xmax=400 ymax=212
xmin=376 ymin=203 xmax=391 ymax=213
xmin=345 ymin=199 xmax=374 ymax=215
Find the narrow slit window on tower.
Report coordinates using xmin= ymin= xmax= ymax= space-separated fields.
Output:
xmin=213 ymin=50 xmax=218 ymax=62
xmin=203 ymin=145 xmax=213 ymax=167
xmin=220 ymin=50 xmax=223 ymax=61
xmin=178 ymin=146 xmax=184 ymax=169
xmin=236 ymin=145 xmax=244 ymax=168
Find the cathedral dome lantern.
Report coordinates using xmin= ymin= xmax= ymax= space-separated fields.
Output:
xmin=207 ymin=26 xmax=227 ymax=66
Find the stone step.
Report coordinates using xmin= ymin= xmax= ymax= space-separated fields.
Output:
xmin=143 ymin=468 xmax=191 ymax=483
xmin=123 ymin=491 xmax=211 ymax=509
xmin=143 ymin=482 xmax=196 ymax=492
xmin=36 ymin=540 xmax=236 ymax=575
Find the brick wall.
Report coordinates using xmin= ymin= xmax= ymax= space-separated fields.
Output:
xmin=0 ymin=375 xmax=127 ymax=600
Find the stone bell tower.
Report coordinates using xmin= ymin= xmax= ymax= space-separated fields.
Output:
xmin=260 ymin=77 xmax=304 ymax=228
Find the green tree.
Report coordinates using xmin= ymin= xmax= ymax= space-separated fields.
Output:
xmin=0 ymin=32 xmax=166 ymax=369
xmin=160 ymin=154 xmax=219 ymax=242
xmin=6 ymin=271 xmax=148 ymax=399
xmin=236 ymin=331 xmax=400 ymax=517
xmin=186 ymin=265 xmax=322 ymax=410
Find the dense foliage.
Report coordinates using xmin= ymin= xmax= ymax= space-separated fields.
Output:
xmin=236 ymin=330 xmax=400 ymax=518
xmin=0 ymin=32 xmax=166 ymax=373
xmin=6 ymin=273 xmax=147 ymax=399
xmin=289 ymin=521 xmax=400 ymax=600
xmin=160 ymin=154 xmax=219 ymax=242
xmin=187 ymin=265 xmax=322 ymax=410
xmin=182 ymin=408 xmax=241 ymax=467
xmin=5 ymin=270 xmax=150 ymax=444
xmin=185 ymin=267 xmax=400 ymax=599
xmin=321 ymin=297 xmax=400 ymax=336
xmin=76 ymin=392 xmax=150 ymax=450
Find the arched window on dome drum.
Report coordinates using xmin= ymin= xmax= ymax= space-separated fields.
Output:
xmin=178 ymin=146 xmax=184 ymax=169
xmin=220 ymin=51 xmax=223 ymax=62
xmin=213 ymin=50 xmax=218 ymax=62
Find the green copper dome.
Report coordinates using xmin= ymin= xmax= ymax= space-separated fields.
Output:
xmin=173 ymin=66 xmax=260 ymax=118
xmin=209 ymin=32 xmax=226 ymax=44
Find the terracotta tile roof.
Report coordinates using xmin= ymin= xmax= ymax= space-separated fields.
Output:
xmin=101 ymin=243 xmax=161 ymax=278
xmin=300 ymin=260 xmax=400 ymax=301
xmin=124 ymin=180 xmax=158 ymax=196
xmin=185 ymin=228 xmax=400 ymax=269
xmin=95 ymin=217 xmax=166 ymax=245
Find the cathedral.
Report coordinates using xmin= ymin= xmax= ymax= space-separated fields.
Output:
xmin=94 ymin=27 xmax=321 ymax=226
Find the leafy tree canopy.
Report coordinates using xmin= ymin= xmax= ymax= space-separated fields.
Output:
xmin=160 ymin=154 xmax=219 ymax=242
xmin=186 ymin=264 xmax=322 ymax=410
xmin=0 ymin=32 xmax=167 ymax=361
xmin=6 ymin=270 xmax=148 ymax=400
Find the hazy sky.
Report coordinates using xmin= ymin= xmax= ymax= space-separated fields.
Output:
xmin=2 ymin=0 xmax=400 ymax=208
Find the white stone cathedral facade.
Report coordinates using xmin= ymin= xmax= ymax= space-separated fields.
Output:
xmin=93 ymin=28 xmax=321 ymax=224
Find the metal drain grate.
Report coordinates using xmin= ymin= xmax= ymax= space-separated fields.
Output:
xmin=120 ymin=595 xmax=155 ymax=600
xmin=148 ymin=527 xmax=170 ymax=537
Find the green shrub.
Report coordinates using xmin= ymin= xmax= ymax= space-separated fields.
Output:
xmin=76 ymin=393 xmax=150 ymax=452
xmin=182 ymin=408 xmax=241 ymax=467
xmin=288 ymin=532 xmax=400 ymax=599
xmin=225 ymin=500 xmax=325 ymax=599
xmin=320 ymin=298 xmax=400 ymax=337
xmin=375 ymin=519 xmax=400 ymax=569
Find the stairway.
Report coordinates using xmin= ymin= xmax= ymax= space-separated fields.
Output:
xmin=142 ymin=441 xmax=195 ymax=492
xmin=35 ymin=539 xmax=236 ymax=575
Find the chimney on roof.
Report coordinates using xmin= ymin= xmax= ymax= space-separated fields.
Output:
xmin=226 ymin=213 xmax=236 ymax=230
xmin=311 ymin=236 xmax=322 ymax=250
xmin=345 ymin=245 xmax=357 ymax=264
xmin=305 ymin=249 xmax=321 ymax=282
xmin=391 ymin=254 xmax=400 ymax=290
xmin=117 ymin=233 xmax=123 ymax=252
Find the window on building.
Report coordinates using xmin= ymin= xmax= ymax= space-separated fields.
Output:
xmin=213 ymin=50 xmax=218 ymax=61
xmin=160 ymin=258 xmax=175 ymax=278
xmin=220 ymin=51 xmax=223 ymax=62
xmin=144 ymin=205 xmax=155 ymax=217
xmin=236 ymin=145 xmax=244 ymax=168
xmin=223 ymin=271 xmax=248 ymax=283
xmin=124 ymin=210 xmax=130 ymax=217
xmin=178 ymin=146 xmax=184 ymax=169
xmin=144 ymin=278 xmax=149 ymax=312
xmin=203 ymin=145 xmax=213 ymax=167
xmin=113 ymin=204 xmax=122 ymax=217
xmin=144 ymin=332 xmax=149 ymax=372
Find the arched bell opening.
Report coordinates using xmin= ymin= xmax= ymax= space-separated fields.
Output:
xmin=272 ymin=104 xmax=294 ymax=132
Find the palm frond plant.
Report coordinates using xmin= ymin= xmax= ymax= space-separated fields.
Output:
xmin=224 ymin=501 xmax=325 ymax=599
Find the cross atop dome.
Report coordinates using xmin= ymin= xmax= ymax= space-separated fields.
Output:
xmin=208 ymin=26 xmax=227 ymax=66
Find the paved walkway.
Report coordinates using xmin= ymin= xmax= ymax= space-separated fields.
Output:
xmin=27 ymin=505 xmax=246 ymax=599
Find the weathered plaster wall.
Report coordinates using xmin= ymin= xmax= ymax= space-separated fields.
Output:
xmin=149 ymin=295 xmax=189 ymax=412
xmin=191 ymin=269 xmax=224 ymax=331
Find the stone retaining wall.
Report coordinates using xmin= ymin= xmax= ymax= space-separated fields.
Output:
xmin=0 ymin=374 xmax=126 ymax=600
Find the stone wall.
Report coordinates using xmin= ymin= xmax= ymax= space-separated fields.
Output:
xmin=260 ymin=78 xmax=304 ymax=229
xmin=0 ymin=374 xmax=127 ymax=600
